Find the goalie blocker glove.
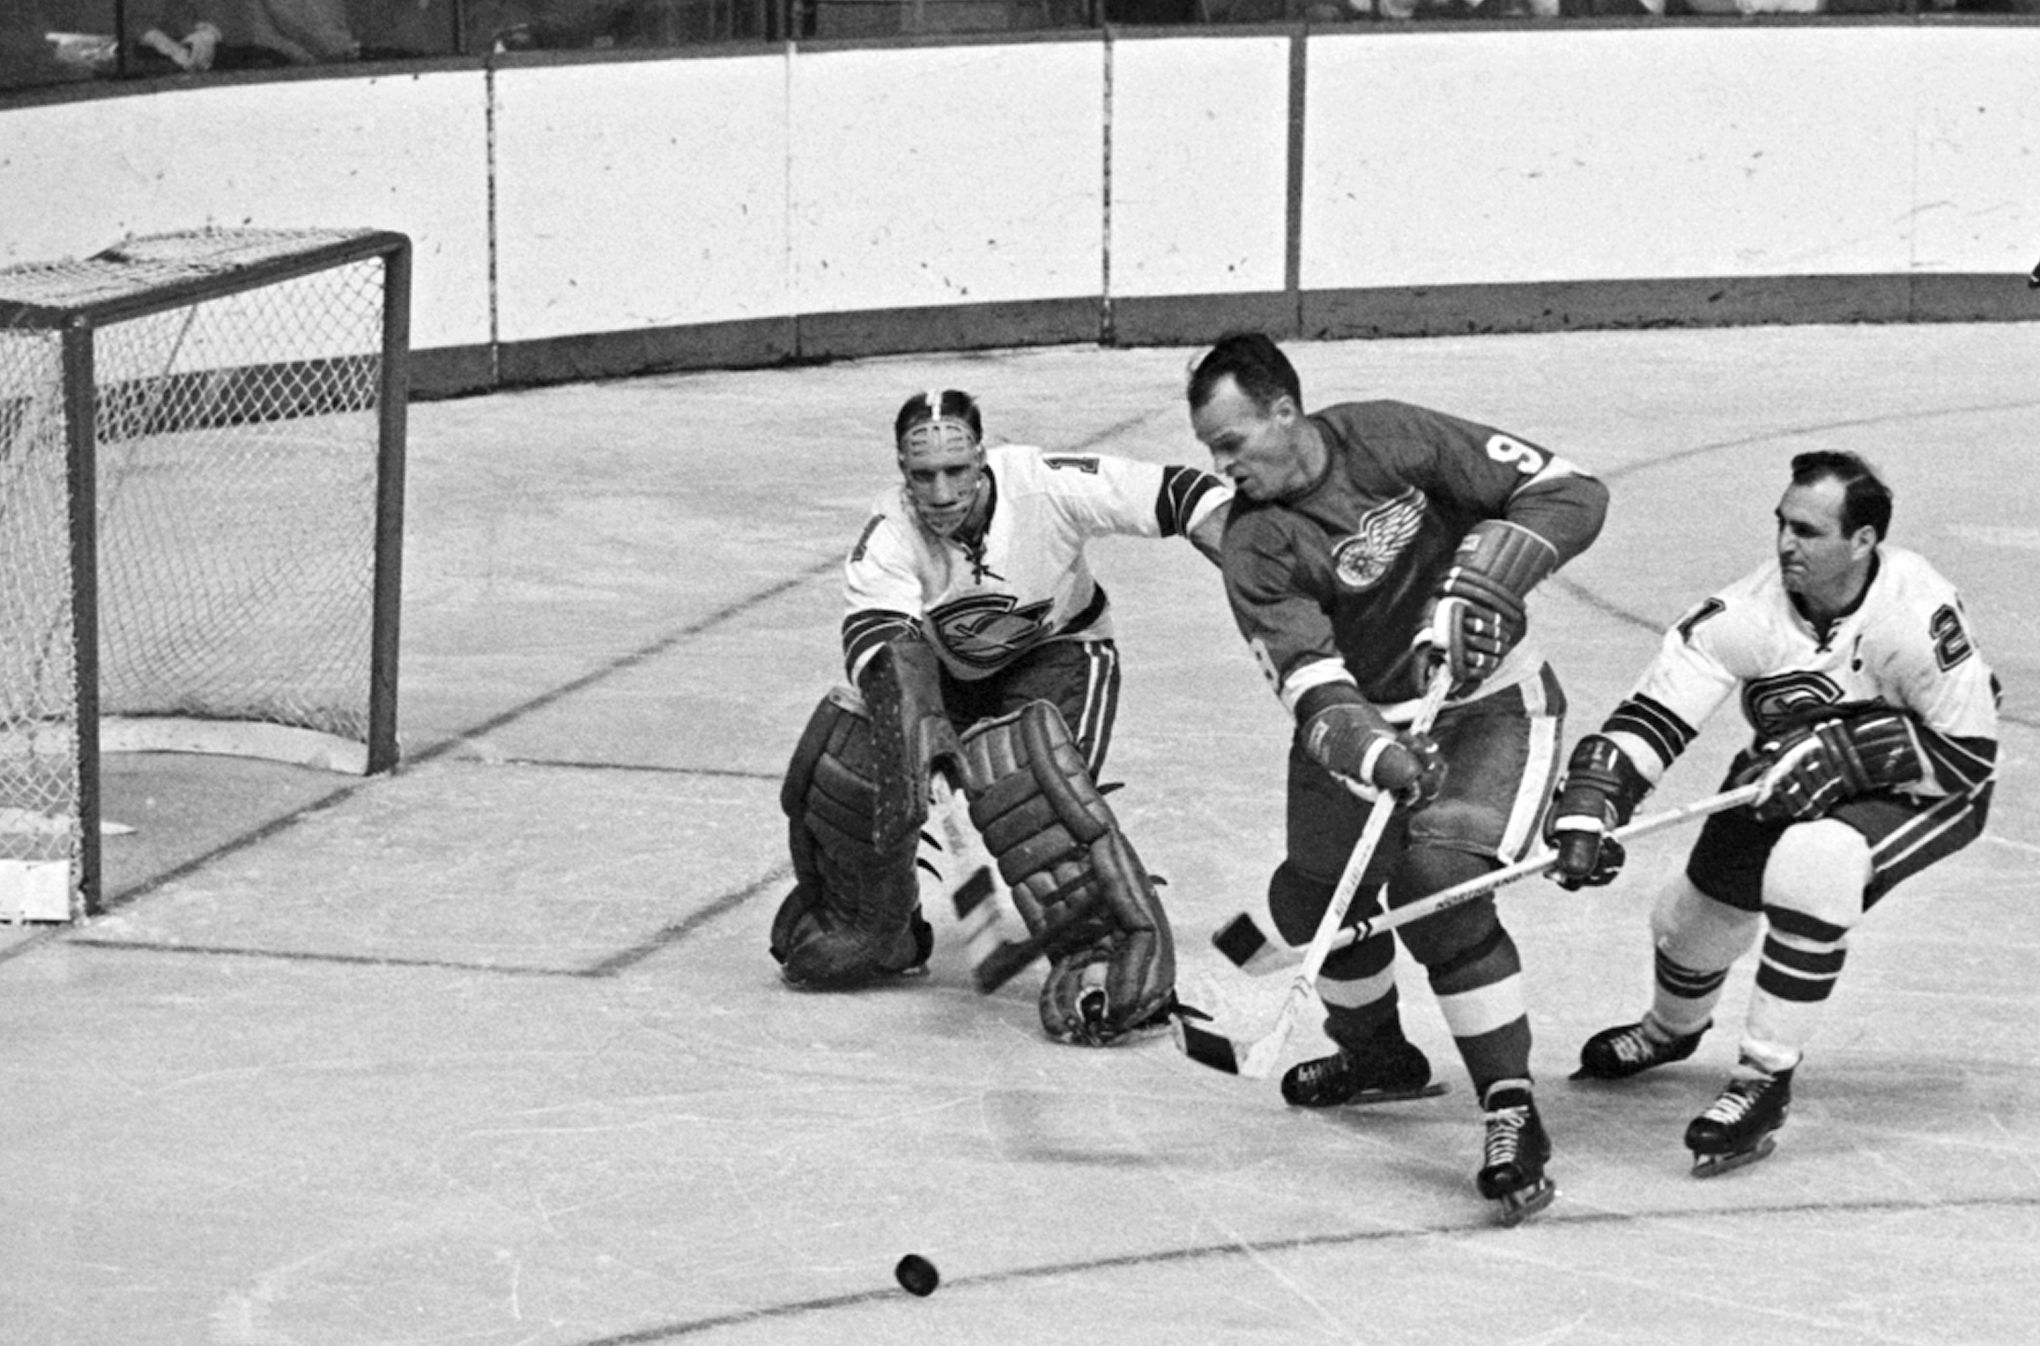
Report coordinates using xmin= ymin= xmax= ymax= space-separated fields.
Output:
xmin=1544 ymin=734 xmax=1652 ymax=889
xmin=859 ymin=637 xmax=964 ymax=852
xmin=1415 ymin=519 xmax=1558 ymax=694
xmin=1297 ymin=685 xmax=1445 ymax=806
xmin=1744 ymin=707 xmax=1927 ymax=823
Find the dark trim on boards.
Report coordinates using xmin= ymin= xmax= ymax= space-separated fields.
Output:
xmin=408 ymin=273 xmax=2040 ymax=400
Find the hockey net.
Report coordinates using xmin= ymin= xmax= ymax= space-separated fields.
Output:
xmin=0 ymin=228 xmax=410 ymax=920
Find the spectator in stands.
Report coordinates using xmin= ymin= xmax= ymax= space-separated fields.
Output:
xmin=210 ymin=0 xmax=361 ymax=65
xmin=1677 ymin=0 xmax=1823 ymax=12
xmin=128 ymin=1 xmax=222 ymax=73
xmin=346 ymin=0 xmax=459 ymax=59
xmin=469 ymin=1 xmax=633 ymax=50
xmin=3 ymin=3 xmax=99 ymax=87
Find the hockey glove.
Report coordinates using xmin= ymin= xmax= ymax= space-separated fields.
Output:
xmin=860 ymin=637 xmax=962 ymax=852
xmin=1413 ymin=521 xmax=1557 ymax=695
xmin=1543 ymin=734 xmax=1651 ymax=889
xmin=1743 ymin=708 xmax=1927 ymax=823
xmin=1301 ymin=699 xmax=1446 ymax=806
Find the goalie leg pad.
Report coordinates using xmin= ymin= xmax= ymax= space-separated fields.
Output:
xmin=773 ymin=692 xmax=927 ymax=988
xmin=767 ymin=872 xmax=930 ymax=987
xmin=782 ymin=688 xmax=890 ymax=859
xmin=1034 ymin=828 xmax=1177 ymax=1046
xmin=960 ymin=702 xmax=1176 ymax=1044
xmin=860 ymin=639 xmax=964 ymax=853
xmin=769 ymin=861 xmax=930 ymax=988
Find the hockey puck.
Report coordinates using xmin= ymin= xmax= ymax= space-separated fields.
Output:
xmin=894 ymin=1253 xmax=940 ymax=1297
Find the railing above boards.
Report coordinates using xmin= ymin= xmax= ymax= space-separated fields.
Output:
xmin=4 ymin=0 xmax=2028 ymax=98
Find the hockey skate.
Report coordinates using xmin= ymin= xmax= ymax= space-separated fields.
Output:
xmin=1685 ymin=1056 xmax=1793 ymax=1177
xmin=1280 ymin=1033 xmax=1444 ymax=1109
xmin=1572 ymin=1017 xmax=1709 ymax=1080
xmin=1477 ymin=1082 xmax=1555 ymax=1226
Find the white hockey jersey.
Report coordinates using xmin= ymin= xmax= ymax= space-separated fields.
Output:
xmin=1605 ymin=545 xmax=1998 ymax=800
xmin=840 ymin=445 xmax=1229 ymax=683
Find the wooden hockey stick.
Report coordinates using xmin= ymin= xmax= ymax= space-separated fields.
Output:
xmin=1209 ymin=781 xmax=1763 ymax=977
xmin=917 ymin=777 xmax=1038 ymax=993
xmin=1175 ymin=668 xmax=1453 ymax=1079
xmin=970 ymin=908 xmax=1053 ymax=994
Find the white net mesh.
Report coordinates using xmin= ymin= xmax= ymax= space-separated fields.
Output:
xmin=0 ymin=229 xmax=402 ymax=906
xmin=0 ymin=331 xmax=77 ymax=870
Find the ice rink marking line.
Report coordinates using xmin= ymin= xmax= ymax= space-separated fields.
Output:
xmin=0 ymin=565 xmax=835 ymax=967
xmin=47 ymin=863 xmax=793 ymax=980
xmin=565 ymin=1191 xmax=2040 ymax=1343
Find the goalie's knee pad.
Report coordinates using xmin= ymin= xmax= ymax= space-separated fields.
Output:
xmin=960 ymin=701 xmax=1176 ymax=1044
xmin=773 ymin=690 xmax=926 ymax=988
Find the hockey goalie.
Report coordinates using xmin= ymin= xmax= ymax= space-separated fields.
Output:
xmin=768 ymin=387 xmax=1231 ymax=1045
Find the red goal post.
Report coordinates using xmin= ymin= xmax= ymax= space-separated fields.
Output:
xmin=0 ymin=228 xmax=410 ymax=921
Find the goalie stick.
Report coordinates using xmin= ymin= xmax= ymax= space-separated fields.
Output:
xmin=913 ymin=776 xmax=1053 ymax=994
xmin=1206 ymin=782 xmax=1763 ymax=978
xmin=917 ymin=773 xmax=1126 ymax=998
xmin=1175 ymin=668 xmax=1453 ymax=1079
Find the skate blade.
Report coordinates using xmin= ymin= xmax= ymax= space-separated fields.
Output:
xmin=1690 ymin=1134 xmax=1776 ymax=1178
xmin=1493 ymin=1177 xmax=1557 ymax=1227
xmin=1568 ymin=1064 xmax=1648 ymax=1082
xmin=1348 ymin=1081 xmax=1449 ymax=1106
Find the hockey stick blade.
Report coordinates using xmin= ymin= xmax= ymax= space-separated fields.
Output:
xmin=1175 ymin=1008 xmax=1452 ymax=1095
xmin=1177 ymin=669 xmax=1454 ymax=1081
xmin=923 ymin=779 xmax=1043 ymax=995
xmin=971 ymin=928 xmax=1051 ymax=994
xmin=1172 ymin=1013 xmax=1245 ymax=1074
xmin=1182 ymin=978 xmax=1319 ymax=1080
xmin=953 ymin=868 xmax=1049 ymax=994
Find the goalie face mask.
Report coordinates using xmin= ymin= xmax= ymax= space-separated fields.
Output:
xmin=896 ymin=389 xmax=987 ymax=539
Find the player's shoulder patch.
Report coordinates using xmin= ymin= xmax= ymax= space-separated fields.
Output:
xmin=848 ymin=513 xmax=886 ymax=564
xmin=1674 ymin=596 xmax=1727 ymax=645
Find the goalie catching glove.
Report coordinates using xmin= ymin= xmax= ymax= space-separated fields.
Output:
xmin=1741 ymin=706 xmax=1927 ymax=823
xmin=959 ymin=701 xmax=1176 ymax=1046
xmin=1544 ymin=734 xmax=1652 ymax=889
xmin=1414 ymin=520 xmax=1558 ymax=694
xmin=1299 ymin=686 xmax=1445 ymax=806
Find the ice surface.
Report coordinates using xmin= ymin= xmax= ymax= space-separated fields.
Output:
xmin=3 ymin=325 xmax=2037 ymax=1344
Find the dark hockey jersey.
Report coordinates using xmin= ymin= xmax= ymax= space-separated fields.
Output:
xmin=1222 ymin=399 xmax=1607 ymax=721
